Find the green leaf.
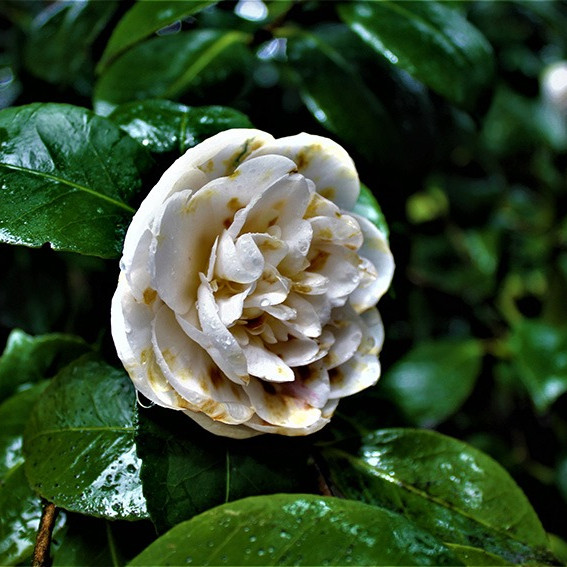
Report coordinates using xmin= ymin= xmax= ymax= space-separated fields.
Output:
xmin=321 ymin=428 xmax=553 ymax=564
xmin=97 ymin=0 xmax=217 ymax=72
xmin=0 ymin=103 xmax=153 ymax=258
xmin=93 ymin=30 xmax=251 ymax=116
xmin=137 ymin=407 xmax=314 ymax=533
xmin=0 ymin=381 xmax=49 ymax=479
xmin=509 ymin=320 xmax=567 ymax=412
xmin=0 ymin=328 xmax=91 ymax=403
xmin=445 ymin=544 xmax=511 ymax=566
xmin=23 ymin=355 xmax=148 ymax=521
xmin=285 ymin=29 xmax=403 ymax=167
xmin=129 ymin=494 xmax=461 ymax=566
xmin=23 ymin=1 xmax=118 ymax=89
xmin=380 ymin=339 xmax=483 ymax=426
xmin=338 ymin=1 xmax=495 ymax=111
xmin=353 ymin=183 xmax=389 ymax=241
xmin=0 ymin=382 xmax=65 ymax=566
xmin=0 ymin=465 xmax=65 ymax=565
xmin=109 ymin=99 xmax=252 ymax=154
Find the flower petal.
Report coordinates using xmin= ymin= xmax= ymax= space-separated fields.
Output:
xmin=110 ymin=275 xmax=179 ymax=409
xmin=152 ymin=304 xmax=254 ymax=424
xmin=242 ymin=336 xmax=295 ymax=382
xmin=349 ymin=213 xmax=395 ymax=313
xmin=249 ymin=133 xmax=360 ymax=210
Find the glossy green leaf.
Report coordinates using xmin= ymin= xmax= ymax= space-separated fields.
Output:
xmin=0 ymin=103 xmax=153 ymax=258
xmin=0 ymin=383 xmax=64 ymax=566
xmin=353 ymin=183 xmax=389 ymax=241
xmin=380 ymin=339 xmax=482 ymax=426
xmin=109 ymin=99 xmax=252 ymax=154
xmin=285 ymin=29 xmax=402 ymax=167
xmin=23 ymin=0 xmax=118 ymax=88
xmin=509 ymin=320 xmax=567 ymax=412
xmin=0 ymin=465 xmax=65 ymax=565
xmin=97 ymin=0 xmax=217 ymax=72
xmin=338 ymin=1 xmax=495 ymax=111
xmin=129 ymin=494 xmax=461 ymax=566
xmin=93 ymin=30 xmax=251 ymax=116
xmin=445 ymin=544 xmax=511 ymax=566
xmin=0 ymin=328 xmax=91 ymax=403
xmin=0 ymin=381 xmax=49 ymax=479
xmin=137 ymin=407 xmax=314 ymax=533
xmin=24 ymin=355 xmax=148 ymax=521
xmin=321 ymin=429 xmax=553 ymax=564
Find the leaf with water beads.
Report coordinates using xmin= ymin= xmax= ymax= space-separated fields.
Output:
xmin=23 ymin=355 xmax=148 ymax=521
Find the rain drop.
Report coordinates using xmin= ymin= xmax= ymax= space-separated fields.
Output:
xmin=126 ymin=464 xmax=136 ymax=474
xmin=249 ymin=535 xmax=257 ymax=543
xmin=260 ymin=298 xmax=269 ymax=307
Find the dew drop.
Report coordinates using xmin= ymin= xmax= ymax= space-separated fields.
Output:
xmin=185 ymin=557 xmax=192 ymax=564
xmin=126 ymin=464 xmax=136 ymax=474
xmin=260 ymin=298 xmax=269 ymax=307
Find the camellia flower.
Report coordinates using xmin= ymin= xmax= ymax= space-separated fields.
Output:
xmin=111 ymin=129 xmax=394 ymax=438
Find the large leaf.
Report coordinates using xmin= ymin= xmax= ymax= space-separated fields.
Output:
xmin=109 ymin=99 xmax=252 ymax=154
xmin=0 ymin=328 xmax=91 ymax=403
xmin=338 ymin=1 xmax=495 ymax=111
xmin=285 ymin=28 xmax=403 ymax=167
xmin=97 ymin=0 xmax=217 ymax=72
xmin=321 ymin=429 xmax=554 ymax=564
xmin=137 ymin=407 xmax=314 ymax=533
xmin=379 ymin=339 xmax=483 ymax=426
xmin=23 ymin=355 xmax=148 ymax=521
xmin=129 ymin=494 xmax=461 ymax=566
xmin=0 ymin=383 xmax=65 ymax=566
xmin=0 ymin=103 xmax=153 ymax=258
xmin=23 ymin=0 xmax=118 ymax=89
xmin=509 ymin=320 xmax=567 ymax=412
xmin=93 ymin=30 xmax=251 ymax=116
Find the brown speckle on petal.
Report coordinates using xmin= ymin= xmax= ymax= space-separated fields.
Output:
xmin=319 ymin=187 xmax=336 ymax=200
xmin=143 ymin=288 xmax=157 ymax=306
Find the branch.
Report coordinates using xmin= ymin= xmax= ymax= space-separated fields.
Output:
xmin=32 ymin=501 xmax=58 ymax=567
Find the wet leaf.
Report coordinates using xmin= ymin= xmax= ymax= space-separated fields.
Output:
xmin=129 ymin=494 xmax=461 ymax=566
xmin=23 ymin=0 xmax=118 ymax=89
xmin=0 ymin=328 xmax=90 ymax=403
xmin=0 ymin=383 xmax=64 ymax=566
xmin=109 ymin=99 xmax=252 ymax=154
xmin=137 ymin=407 xmax=314 ymax=533
xmin=321 ymin=429 xmax=554 ymax=564
xmin=509 ymin=320 xmax=567 ymax=412
xmin=338 ymin=1 xmax=495 ymax=111
xmin=97 ymin=0 xmax=217 ymax=72
xmin=0 ymin=103 xmax=153 ymax=258
xmin=380 ymin=339 xmax=483 ymax=426
xmin=93 ymin=30 xmax=251 ymax=116
xmin=23 ymin=355 xmax=148 ymax=521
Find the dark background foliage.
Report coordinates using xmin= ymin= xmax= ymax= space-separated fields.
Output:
xmin=0 ymin=1 xmax=566 ymax=565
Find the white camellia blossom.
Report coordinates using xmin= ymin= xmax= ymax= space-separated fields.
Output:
xmin=111 ymin=129 xmax=394 ymax=438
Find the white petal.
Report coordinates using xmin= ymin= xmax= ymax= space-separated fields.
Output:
xmin=278 ymin=218 xmax=313 ymax=276
xmin=285 ymin=293 xmax=322 ymax=338
xmin=310 ymin=214 xmax=363 ymax=251
xmin=328 ymin=353 xmax=381 ymax=400
xmin=359 ymin=307 xmax=385 ymax=355
xmin=217 ymin=286 xmax=252 ymax=327
xmin=270 ymin=337 xmax=321 ymax=367
xmin=215 ymin=231 xmax=264 ymax=284
xmin=250 ymin=234 xmax=289 ymax=268
xmin=292 ymin=271 xmax=329 ymax=296
xmin=282 ymin=363 xmax=331 ymax=409
xmin=324 ymin=310 xmax=363 ymax=370
xmin=242 ymin=337 xmax=294 ymax=382
xmin=244 ymin=379 xmax=322 ymax=428
xmin=152 ymin=304 xmax=253 ymax=423
xmin=110 ymin=275 xmax=179 ymax=409
xmin=309 ymin=244 xmax=361 ymax=306
xmin=249 ymin=133 xmax=360 ymax=210
xmin=244 ymin=264 xmax=290 ymax=309
xmin=183 ymin=410 xmax=261 ymax=439
xmin=196 ymin=275 xmax=249 ymax=377
xmin=349 ymin=213 xmax=395 ymax=313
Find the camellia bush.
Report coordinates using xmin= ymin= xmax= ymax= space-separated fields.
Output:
xmin=1 ymin=1 xmax=567 ymax=565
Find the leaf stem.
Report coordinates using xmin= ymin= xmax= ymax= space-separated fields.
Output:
xmin=32 ymin=501 xmax=58 ymax=567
